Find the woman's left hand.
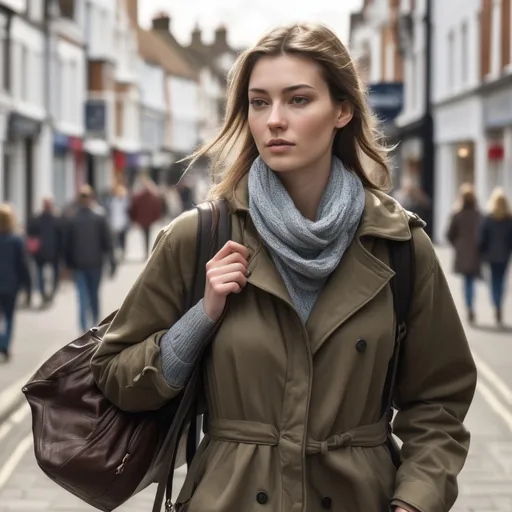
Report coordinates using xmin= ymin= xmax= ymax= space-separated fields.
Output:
xmin=395 ymin=507 xmax=419 ymax=512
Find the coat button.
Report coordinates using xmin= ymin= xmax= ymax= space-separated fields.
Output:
xmin=256 ymin=491 xmax=268 ymax=504
xmin=355 ymin=339 xmax=367 ymax=353
xmin=321 ymin=496 xmax=332 ymax=509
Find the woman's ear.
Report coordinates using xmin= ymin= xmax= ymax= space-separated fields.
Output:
xmin=335 ymin=101 xmax=354 ymax=129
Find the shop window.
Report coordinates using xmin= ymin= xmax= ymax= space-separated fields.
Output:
xmin=59 ymin=0 xmax=75 ymax=20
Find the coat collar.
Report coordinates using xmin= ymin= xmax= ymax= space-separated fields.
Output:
xmin=227 ymin=172 xmax=414 ymax=243
xmin=227 ymin=171 xmax=420 ymax=353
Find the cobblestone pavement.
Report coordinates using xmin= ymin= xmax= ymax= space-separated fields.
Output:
xmin=0 ymin=242 xmax=511 ymax=511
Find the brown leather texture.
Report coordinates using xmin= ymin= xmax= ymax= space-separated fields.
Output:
xmin=22 ymin=200 xmax=230 ymax=512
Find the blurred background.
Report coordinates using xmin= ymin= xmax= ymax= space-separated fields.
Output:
xmin=0 ymin=1 xmax=511 ymax=511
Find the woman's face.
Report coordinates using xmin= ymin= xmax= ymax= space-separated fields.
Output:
xmin=248 ymin=54 xmax=352 ymax=175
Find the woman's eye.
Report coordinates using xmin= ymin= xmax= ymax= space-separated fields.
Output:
xmin=250 ymin=99 xmax=267 ymax=108
xmin=291 ymin=97 xmax=309 ymax=105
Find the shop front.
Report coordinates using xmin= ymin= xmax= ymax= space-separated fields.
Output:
xmin=5 ymin=112 xmax=42 ymax=225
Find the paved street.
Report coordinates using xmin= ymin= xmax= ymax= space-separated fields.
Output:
xmin=0 ymin=239 xmax=511 ymax=511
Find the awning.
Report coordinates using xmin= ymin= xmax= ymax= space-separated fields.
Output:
xmin=84 ymin=138 xmax=109 ymax=157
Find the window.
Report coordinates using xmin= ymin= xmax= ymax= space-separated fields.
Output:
xmin=410 ymin=53 xmax=417 ymax=109
xmin=448 ymin=31 xmax=455 ymax=91
xmin=461 ymin=22 xmax=468 ymax=84
xmin=69 ymin=60 xmax=77 ymax=123
xmin=491 ymin=0 xmax=501 ymax=75
xmin=20 ymin=44 xmax=28 ymax=101
xmin=59 ymin=0 xmax=75 ymax=20
xmin=0 ymin=19 xmax=5 ymax=92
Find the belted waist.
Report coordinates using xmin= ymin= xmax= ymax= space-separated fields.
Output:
xmin=207 ymin=415 xmax=390 ymax=455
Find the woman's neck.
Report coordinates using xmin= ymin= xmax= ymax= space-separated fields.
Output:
xmin=278 ymin=163 xmax=331 ymax=221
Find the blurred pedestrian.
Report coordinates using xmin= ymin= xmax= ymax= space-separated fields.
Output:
xmin=106 ymin=183 xmax=130 ymax=262
xmin=129 ymin=176 xmax=163 ymax=259
xmin=163 ymin=184 xmax=184 ymax=221
xmin=64 ymin=185 xmax=116 ymax=333
xmin=27 ymin=197 xmax=64 ymax=308
xmin=91 ymin=23 xmax=475 ymax=512
xmin=393 ymin=177 xmax=431 ymax=221
xmin=446 ymin=183 xmax=482 ymax=324
xmin=479 ymin=187 xmax=512 ymax=326
xmin=0 ymin=204 xmax=31 ymax=362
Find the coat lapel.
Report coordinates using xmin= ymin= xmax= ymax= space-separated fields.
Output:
xmin=306 ymin=237 xmax=394 ymax=355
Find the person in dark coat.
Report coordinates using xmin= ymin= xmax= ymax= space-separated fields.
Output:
xmin=447 ymin=183 xmax=482 ymax=324
xmin=64 ymin=185 xmax=116 ymax=332
xmin=479 ymin=187 xmax=512 ymax=326
xmin=0 ymin=204 xmax=31 ymax=362
xmin=129 ymin=177 xmax=163 ymax=259
xmin=27 ymin=197 xmax=64 ymax=307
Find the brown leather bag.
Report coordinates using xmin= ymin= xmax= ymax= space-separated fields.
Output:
xmin=22 ymin=200 xmax=231 ymax=512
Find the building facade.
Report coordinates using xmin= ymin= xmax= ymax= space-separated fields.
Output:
xmin=349 ymin=0 xmax=404 ymax=187
xmin=48 ymin=0 xmax=87 ymax=209
xmin=1 ymin=0 xmax=49 ymax=226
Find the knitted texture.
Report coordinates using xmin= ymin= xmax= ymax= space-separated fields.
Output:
xmin=248 ymin=155 xmax=365 ymax=322
xmin=160 ymin=299 xmax=215 ymax=386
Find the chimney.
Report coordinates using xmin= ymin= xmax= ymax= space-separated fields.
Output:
xmin=213 ymin=25 xmax=228 ymax=50
xmin=125 ymin=0 xmax=138 ymax=27
xmin=191 ymin=24 xmax=202 ymax=48
xmin=152 ymin=12 xmax=171 ymax=33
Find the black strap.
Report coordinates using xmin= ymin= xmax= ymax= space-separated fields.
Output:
xmin=382 ymin=237 xmax=415 ymax=418
xmin=151 ymin=199 xmax=231 ymax=512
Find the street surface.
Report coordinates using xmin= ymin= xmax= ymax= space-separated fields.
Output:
xmin=0 ymin=232 xmax=511 ymax=512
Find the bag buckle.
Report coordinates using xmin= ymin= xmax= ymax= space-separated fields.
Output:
xmin=397 ymin=322 xmax=407 ymax=343
xmin=165 ymin=499 xmax=174 ymax=512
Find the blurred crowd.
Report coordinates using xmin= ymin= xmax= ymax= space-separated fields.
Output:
xmin=0 ymin=175 xmax=205 ymax=363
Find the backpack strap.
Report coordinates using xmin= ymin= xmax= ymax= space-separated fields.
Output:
xmin=382 ymin=236 xmax=415 ymax=426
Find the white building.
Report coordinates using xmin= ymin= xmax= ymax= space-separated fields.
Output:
xmin=83 ymin=0 xmax=116 ymax=194
xmin=1 ymin=0 xmax=50 ymax=226
xmin=135 ymin=27 xmax=170 ymax=183
xmin=432 ymin=0 xmax=512 ymax=243
xmin=431 ymin=0 xmax=484 ymax=243
xmin=394 ymin=0 xmax=430 ymax=186
xmin=48 ymin=0 xmax=87 ymax=208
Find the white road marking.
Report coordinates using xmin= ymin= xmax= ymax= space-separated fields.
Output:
xmin=473 ymin=352 xmax=512 ymax=406
xmin=477 ymin=380 xmax=512 ymax=433
xmin=0 ymin=434 xmax=32 ymax=489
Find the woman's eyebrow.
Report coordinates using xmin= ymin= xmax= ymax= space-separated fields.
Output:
xmin=248 ymin=84 xmax=316 ymax=94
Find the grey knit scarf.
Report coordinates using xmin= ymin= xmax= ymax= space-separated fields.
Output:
xmin=248 ymin=155 xmax=365 ymax=322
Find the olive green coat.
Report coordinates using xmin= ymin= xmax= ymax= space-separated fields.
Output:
xmin=91 ymin=176 xmax=477 ymax=512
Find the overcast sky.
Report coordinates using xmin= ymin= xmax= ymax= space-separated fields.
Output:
xmin=139 ymin=0 xmax=363 ymax=48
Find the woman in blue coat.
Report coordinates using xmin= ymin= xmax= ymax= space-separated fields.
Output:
xmin=0 ymin=204 xmax=31 ymax=362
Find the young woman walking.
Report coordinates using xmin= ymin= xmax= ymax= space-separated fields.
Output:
xmin=92 ymin=23 xmax=476 ymax=512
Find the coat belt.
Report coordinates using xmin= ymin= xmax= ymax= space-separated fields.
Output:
xmin=207 ymin=415 xmax=390 ymax=455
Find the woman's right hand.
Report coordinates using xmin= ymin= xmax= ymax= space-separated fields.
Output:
xmin=203 ymin=241 xmax=250 ymax=322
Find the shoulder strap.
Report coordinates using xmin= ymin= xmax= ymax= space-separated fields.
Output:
xmin=186 ymin=199 xmax=230 ymax=466
xmin=382 ymin=236 xmax=415 ymax=418
xmin=152 ymin=199 xmax=231 ymax=512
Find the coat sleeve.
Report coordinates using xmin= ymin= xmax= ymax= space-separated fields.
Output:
xmin=391 ymin=228 xmax=477 ymax=512
xmin=90 ymin=210 xmax=199 ymax=412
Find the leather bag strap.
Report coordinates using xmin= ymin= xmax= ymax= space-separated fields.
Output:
xmin=151 ymin=199 xmax=231 ymax=512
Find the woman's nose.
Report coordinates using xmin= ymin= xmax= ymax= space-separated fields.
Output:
xmin=267 ymin=105 xmax=287 ymax=131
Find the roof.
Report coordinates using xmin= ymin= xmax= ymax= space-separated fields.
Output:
xmin=136 ymin=27 xmax=198 ymax=81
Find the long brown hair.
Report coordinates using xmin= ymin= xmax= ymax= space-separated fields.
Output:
xmin=184 ymin=23 xmax=392 ymax=199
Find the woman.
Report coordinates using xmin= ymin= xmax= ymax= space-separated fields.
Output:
xmin=92 ymin=24 xmax=476 ymax=512
xmin=479 ymin=187 xmax=512 ymax=326
xmin=0 ymin=204 xmax=31 ymax=362
xmin=447 ymin=183 xmax=482 ymax=324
